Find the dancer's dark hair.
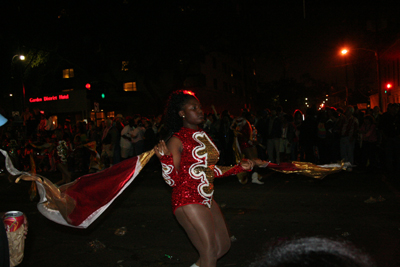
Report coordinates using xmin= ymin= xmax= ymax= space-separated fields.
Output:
xmin=163 ymin=90 xmax=198 ymax=135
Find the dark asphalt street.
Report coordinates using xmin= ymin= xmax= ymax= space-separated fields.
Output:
xmin=1 ymin=164 xmax=400 ymax=267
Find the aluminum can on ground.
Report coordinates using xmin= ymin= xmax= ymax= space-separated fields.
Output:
xmin=3 ymin=211 xmax=24 ymax=232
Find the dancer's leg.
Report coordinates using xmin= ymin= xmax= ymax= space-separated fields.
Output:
xmin=175 ymin=204 xmax=220 ymax=267
xmin=243 ymin=146 xmax=257 ymax=160
xmin=210 ymin=200 xmax=231 ymax=258
xmin=243 ymin=147 xmax=264 ymax=184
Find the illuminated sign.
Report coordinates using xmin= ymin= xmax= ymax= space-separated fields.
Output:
xmin=29 ymin=94 xmax=70 ymax=103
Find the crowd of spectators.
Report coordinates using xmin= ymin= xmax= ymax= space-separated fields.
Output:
xmin=1 ymin=102 xmax=400 ymax=182
xmin=0 ymin=108 xmax=162 ymax=176
xmin=197 ymin=102 xmax=400 ymax=176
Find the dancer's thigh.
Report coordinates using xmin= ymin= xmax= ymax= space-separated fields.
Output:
xmin=175 ymin=204 xmax=216 ymax=253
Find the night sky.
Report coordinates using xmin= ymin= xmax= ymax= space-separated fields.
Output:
xmin=1 ymin=1 xmax=399 ymax=90
xmin=247 ymin=1 xmax=400 ymax=84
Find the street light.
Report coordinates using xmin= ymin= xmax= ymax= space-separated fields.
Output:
xmin=340 ymin=49 xmax=350 ymax=106
xmin=340 ymin=47 xmax=382 ymax=110
xmin=11 ymin=54 xmax=26 ymax=111
xmin=12 ymin=54 xmax=25 ymax=62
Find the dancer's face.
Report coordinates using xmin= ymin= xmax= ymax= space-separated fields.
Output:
xmin=179 ymin=97 xmax=204 ymax=129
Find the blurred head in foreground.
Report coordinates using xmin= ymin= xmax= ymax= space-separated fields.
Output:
xmin=249 ymin=237 xmax=376 ymax=267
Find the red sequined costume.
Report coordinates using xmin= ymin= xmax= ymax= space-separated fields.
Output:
xmin=160 ymin=127 xmax=245 ymax=213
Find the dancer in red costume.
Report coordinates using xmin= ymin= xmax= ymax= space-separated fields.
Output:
xmin=154 ymin=90 xmax=254 ymax=267
xmin=231 ymin=111 xmax=265 ymax=184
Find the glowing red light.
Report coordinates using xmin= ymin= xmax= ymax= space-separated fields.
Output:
xmin=386 ymin=83 xmax=392 ymax=89
xmin=86 ymin=83 xmax=91 ymax=90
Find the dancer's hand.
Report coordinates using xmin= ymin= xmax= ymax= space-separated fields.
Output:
xmin=154 ymin=140 xmax=170 ymax=158
xmin=240 ymin=159 xmax=254 ymax=170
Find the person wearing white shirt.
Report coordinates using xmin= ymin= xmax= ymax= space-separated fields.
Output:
xmin=120 ymin=119 xmax=135 ymax=160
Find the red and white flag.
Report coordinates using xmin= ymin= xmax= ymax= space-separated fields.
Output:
xmin=1 ymin=148 xmax=154 ymax=229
